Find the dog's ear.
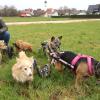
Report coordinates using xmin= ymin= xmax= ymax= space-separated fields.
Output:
xmin=58 ymin=36 xmax=62 ymax=40
xmin=51 ymin=36 xmax=55 ymax=42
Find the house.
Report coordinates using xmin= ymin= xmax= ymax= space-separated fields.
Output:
xmin=51 ymin=10 xmax=58 ymax=16
xmin=77 ymin=12 xmax=86 ymax=15
xmin=87 ymin=4 xmax=100 ymax=14
xmin=19 ymin=8 xmax=34 ymax=17
xmin=19 ymin=12 xmax=31 ymax=17
xmin=77 ymin=10 xmax=86 ymax=15
xmin=70 ymin=8 xmax=79 ymax=15
xmin=44 ymin=8 xmax=53 ymax=17
xmin=44 ymin=8 xmax=58 ymax=17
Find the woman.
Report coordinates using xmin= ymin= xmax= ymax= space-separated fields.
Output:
xmin=0 ymin=18 xmax=10 ymax=45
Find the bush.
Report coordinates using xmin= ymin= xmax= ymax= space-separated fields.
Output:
xmin=51 ymin=15 xmax=100 ymax=18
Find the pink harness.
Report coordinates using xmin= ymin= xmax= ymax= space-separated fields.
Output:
xmin=71 ymin=54 xmax=94 ymax=75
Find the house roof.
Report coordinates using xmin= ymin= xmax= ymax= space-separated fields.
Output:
xmin=20 ymin=8 xmax=33 ymax=14
xmin=87 ymin=4 xmax=100 ymax=13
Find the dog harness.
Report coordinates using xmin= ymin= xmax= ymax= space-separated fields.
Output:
xmin=71 ymin=54 xmax=94 ymax=75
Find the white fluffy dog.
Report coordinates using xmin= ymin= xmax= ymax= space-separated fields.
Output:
xmin=12 ymin=51 xmax=34 ymax=83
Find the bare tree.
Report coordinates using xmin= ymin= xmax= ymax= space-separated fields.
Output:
xmin=0 ymin=5 xmax=18 ymax=16
xmin=57 ymin=6 xmax=79 ymax=16
xmin=57 ymin=6 xmax=70 ymax=16
xmin=33 ymin=9 xmax=45 ymax=16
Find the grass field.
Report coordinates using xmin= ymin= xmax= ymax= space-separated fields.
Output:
xmin=0 ymin=21 xmax=100 ymax=100
xmin=2 ymin=17 xmax=71 ymax=22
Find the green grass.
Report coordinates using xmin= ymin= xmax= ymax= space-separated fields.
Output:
xmin=2 ymin=17 xmax=70 ymax=22
xmin=0 ymin=21 xmax=100 ymax=100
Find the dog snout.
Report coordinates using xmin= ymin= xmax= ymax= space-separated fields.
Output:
xmin=29 ymin=73 xmax=32 ymax=76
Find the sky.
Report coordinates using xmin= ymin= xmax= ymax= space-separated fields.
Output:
xmin=0 ymin=0 xmax=100 ymax=10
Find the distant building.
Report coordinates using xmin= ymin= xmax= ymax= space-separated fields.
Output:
xmin=70 ymin=8 xmax=79 ymax=15
xmin=19 ymin=8 xmax=34 ymax=17
xmin=87 ymin=4 xmax=100 ymax=14
xmin=44 ymin=8 xmax=58 ymax=17
xmin=77 ymin=10 xmax=86 ymax=15
xmin=51 ymin=10 xmax=58 ymax=16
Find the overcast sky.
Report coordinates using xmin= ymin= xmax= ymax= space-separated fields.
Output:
xmin=0 ymin=0 xmax=100 ymax=10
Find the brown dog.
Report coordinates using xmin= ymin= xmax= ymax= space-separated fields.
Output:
xmin=51 ymin=51 xmax=100 ymax=88
xmin=13 ymin=40 xmax=33 ymax=52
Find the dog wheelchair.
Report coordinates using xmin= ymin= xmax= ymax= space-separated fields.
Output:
xmin=33 ymin=59 xmax=51 ymax=78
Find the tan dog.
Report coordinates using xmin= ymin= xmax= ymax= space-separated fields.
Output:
xmin=12 ymin=51 xmax=34 ymax=83
xmin=54 ymin=61 xmax=92 ymax=89
xmin=13 ymin=40 xmax=33 ymax=52
xmin=0 ymin=40 xmax=7 ymax=64
xmin=51 ymin=51 xmax=100 ymax=89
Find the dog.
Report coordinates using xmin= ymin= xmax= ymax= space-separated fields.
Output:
xmin=0 ymin=41 xmax=14 ymax=64
xmin=0 ymin=40 xmax=7 ymax=64
xmin=51 ymin=51 xmax=100 ymax=88
xmin=41 ymin=36 xmax=62 ymax=63
xmin=12 ymin=51 xmax=35 ymax=83
xmin=13 ymin=40 xmax=33 ymax=52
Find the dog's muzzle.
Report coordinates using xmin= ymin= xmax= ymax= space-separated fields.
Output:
xmin=29 ymin=73 xmax=32 ymax=76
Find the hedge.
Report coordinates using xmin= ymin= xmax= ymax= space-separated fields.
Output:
xmin=51 ymin=15 xmax=100 ymax=18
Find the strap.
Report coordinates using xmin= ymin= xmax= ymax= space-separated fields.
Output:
xmin=87 ymin=57 xmax=94 ymax=75
xmin=71 ymin=54 xmax=82 ymax=65
xmin=71 ymin=54 xmax=94 ymax=75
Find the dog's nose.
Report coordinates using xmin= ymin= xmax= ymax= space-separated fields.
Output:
xmin=29 ymin=74 xmax=32 ymax=76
